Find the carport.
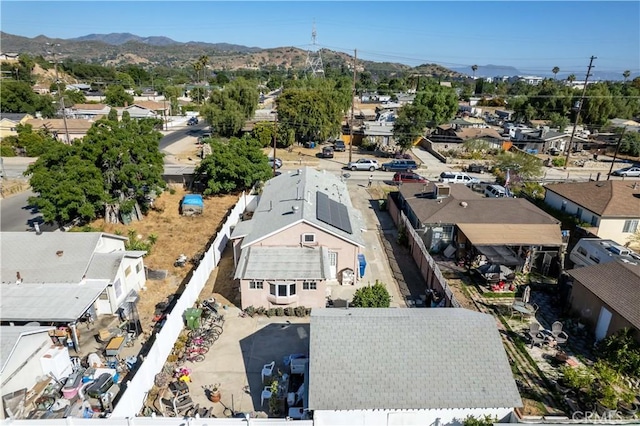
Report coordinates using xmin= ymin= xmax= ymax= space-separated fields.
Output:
xmin=0 ymin=281 xmax=107 ymax=351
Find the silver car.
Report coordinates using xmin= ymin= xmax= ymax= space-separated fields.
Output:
xmin=611 ymin=166 xmax=640 ymax=177
xmin=347 ymin=159 xmax=380 ymax=171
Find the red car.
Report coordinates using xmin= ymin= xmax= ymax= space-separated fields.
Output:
xmin=393 ymin=172 xmax=427 ymax=184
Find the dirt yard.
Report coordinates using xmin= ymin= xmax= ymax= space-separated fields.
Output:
xmin=86 ymin=187 xmax=238 ymax=328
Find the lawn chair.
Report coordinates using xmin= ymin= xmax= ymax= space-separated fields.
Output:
xmin=551 ymin=321 xmax=569 ymax=346
xmin=261 ymin=361 xmax=275 ymax=384
xmin=528 ymin=322 xmax=545 ymax=348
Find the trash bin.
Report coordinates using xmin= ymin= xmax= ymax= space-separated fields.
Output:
xmin=309 ymin=142 xmax=315 ymax=149
xmin=184 ymin=308 xmax=202 ymax=330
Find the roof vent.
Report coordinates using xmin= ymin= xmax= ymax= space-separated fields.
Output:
xmin=292 ymin=205 xmax=300 ymax=212
xmin=460 ymin=201 xmax=468 ymax=208
xmin=56 ymin=250 xmax=64 ymax=257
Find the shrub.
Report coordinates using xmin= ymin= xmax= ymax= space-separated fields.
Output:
xmin=284 ymin=307 xmax=295 ymax=316
xmin=305 ymin=308 xmax=312 ymax=316
xmin=256 ymin=306 xmax=266 ymax=316
xmin=552 ymin=157 xmax=566 ymax=167
xmin=244 ymin=306 xmax=256 ymax=317
xmin=351 ymin=280 xmax=391 ymax=307
xmin=275 ymin=307 xmax=284 ymax=316
xmin=266 ymin=308 xmax=276 ymax=317
xmin=294 ymin=306 xmax=306 ymax=317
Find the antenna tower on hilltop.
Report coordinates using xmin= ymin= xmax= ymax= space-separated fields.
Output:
xmin=305 ymin=22 xmax=324 ymax=78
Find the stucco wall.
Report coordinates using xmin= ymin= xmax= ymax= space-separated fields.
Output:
xmin=240 ymin=278 xmax=327 ymax=309
xmin=597 ymin=218 xmax=636 ymax=245
xmin=252 ymin=222 xmax=360 ymax=280
xmin=313 ymin=407 xmax=514 ymax=426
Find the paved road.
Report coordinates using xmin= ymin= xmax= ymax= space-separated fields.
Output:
xmin=0 ymin=190 xmax=57 ymax=232
xmin=159 ymin=122 xmax=208 ymax=151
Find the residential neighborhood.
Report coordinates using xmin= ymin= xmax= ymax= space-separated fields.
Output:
xmin=1 ymin=3 xmax=640 ymax=424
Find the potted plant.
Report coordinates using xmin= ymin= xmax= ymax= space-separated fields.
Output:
xmin=207 ymin=383 xmax=221 ymax=403
xmin=618 ymin=392 xmax=639 ymax=416
xmin=268 ymin=379 xmax=282 ymax=416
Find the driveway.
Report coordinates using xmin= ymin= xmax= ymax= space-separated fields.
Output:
xmin=177 ymin=312 xmax=310 ymax=418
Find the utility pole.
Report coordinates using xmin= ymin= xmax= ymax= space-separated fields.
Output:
xmin=273 ymin=112 xmax=278 ymax=176
xmin=563 ymin=56 xmax=596 ymax=169
xmin=607 ymin=128 xmax=626 ymax=180
xmin=348 ymin=49 xmax=357 ymax=164
xmin=46 ymin=43 xmax=71 ymax=145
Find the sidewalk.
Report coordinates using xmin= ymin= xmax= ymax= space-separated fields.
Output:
xmin=410 ymin=146 xmax=448 ymax=180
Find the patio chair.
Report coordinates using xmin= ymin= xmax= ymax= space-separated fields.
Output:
xmin=260 ymin=387 xmax=272 ymax=407
xmin=529 ymin=322 xmax=541 ymax=335
xmin=529 ymin=331 xmax=545 ymax=348
xmin=551 ymin=321 xmax=569 ymax=345
xmin=261 ymin=361 xmax=275 ymax=384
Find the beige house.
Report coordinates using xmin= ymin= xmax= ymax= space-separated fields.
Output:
xmin=231 ymin=167 xmax=365 ymax=309
xmin=0 ymin=113 xmax=33 ymax=139
xmin=70 ymin=103 xmax=110 ymax=119
xmin=544 ymin=181 xmax=640 ymax=245
xmin=568 ymin=261 xmax=640 ymax=342
xmin=25 ymin=118 xmax=94 ymax=142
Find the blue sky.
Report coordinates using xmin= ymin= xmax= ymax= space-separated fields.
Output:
xmin=1 ymin=1 xmax=639 ymax=74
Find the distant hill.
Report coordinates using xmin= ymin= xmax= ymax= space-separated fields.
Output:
xmin=70 ymin=33 xmax=180 ymax=46
xmin=450 ymin=64 xmax=521 ymax=78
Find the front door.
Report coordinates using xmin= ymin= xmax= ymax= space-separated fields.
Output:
xmin=328 ymin=251 xmax=337 ymax=279
xmin=595 ymin=306 xmax=612 ymax=341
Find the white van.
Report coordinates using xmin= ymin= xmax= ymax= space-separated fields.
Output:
xmin=569 ymin=238 xmax=640 ymax=268
xmin=484 ymin=184 xmax=507 ymax=198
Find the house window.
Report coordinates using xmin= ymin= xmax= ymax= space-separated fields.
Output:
xmin=303 ymin=281 xmax=317 ymax=290
xmin=136 ymin=262 xmax=142 ymax=273
xmin=302 ymin=233 xmax=316 ymax=244
xmin=590 ymin=216 xmax=598 ymax=226
xmin=249 ymin=280 xmax=264 ymax=289
xmin=270 ymin=283 xmax=296 ymax=296
xmin=576 ymin=208 xmax=583 ymax=220
xmin=125 ymin=266 xmax=132 ymax=277
xmin=588 ymin=255 xmax=600 ymax=264
xmin=623 ymin=219 xmax=639 ymax=233
xmin=577 ymin=247 xmax=588 ymax=257
xmin=560 ymin=201 xmax=567 ymax=212
xmin=442 ymin=225 xmax=454 ymax=240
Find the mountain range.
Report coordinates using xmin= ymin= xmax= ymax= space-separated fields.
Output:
xmin=0 ymin=32 xmax=633 ymax=81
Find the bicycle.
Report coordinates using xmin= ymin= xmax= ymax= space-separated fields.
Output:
xmin=184 ymin=345 xmax=209 ymax=355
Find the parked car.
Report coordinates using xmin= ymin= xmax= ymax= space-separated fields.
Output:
xmin=347 ymin=158 xmax=380 ymax=171
xmin=393 ymin=172 xmax=427 ymax=184
xmin=268 ymin=157 xmax=283 ymax=169
xmin=381 ymin=159 xmax=418 ymax=172
xmin=187 ymin=116 xmax=199 ymax=125
xmin=484 ymin=184 xmax=508 ymax=198
xmin=321 ymin=146 xmax=334 ymax=158
xmin=438 ymin=171 xmax=480 ymax=185
xmin=611 ymin=166 xmax=640 ymax=177
xmin=333 ymin=141 xmax=346 ymax=152
xmin=465 ymin=163 xmax=489 ymax=174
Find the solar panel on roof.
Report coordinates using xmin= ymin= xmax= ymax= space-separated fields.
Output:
xmin=316 ymin=192 xmax=353 ymax=234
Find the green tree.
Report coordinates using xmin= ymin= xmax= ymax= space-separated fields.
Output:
xmin=104 ymin=85 xmax=134 ymax=107
xmin=276 ymin=81 xmax=347 ymax=143
xmin=492 ymin=150 xmax=543 ymax=181
xmin=116 ymin=71 xmax=136 ymax=89
xmin=64 ymin=90 xmax=86 ymax=106
xmin=548 ymin=112 xmax=570 ymax=132
xmin=582 ymin=83 xmax=616 ymax=126
xmin=27 ymin=143 xmax=107 ymax=225
xmin=195 ymin=136 xmax=272 ymax=195
xmin=623 ymin=70 xmax=631 ymax=82
xmin=552 ymin=66 xmax=560 ymax=80
xmin=0 ymin=80 xmax=55 ymax=117
xmin=350 ymin=280 xmax=391 ymax=308
xmin=567 ymin=74 xmax=576 ymax=84
xmin=471 ymin=64 xmax=478 ymax=79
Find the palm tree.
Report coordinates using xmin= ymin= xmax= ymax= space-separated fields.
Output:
xmin=552 ymin=66 xmax=560 ymax=80
xmin=567 ymin=74 xmax=576 ymax=85
xmin=471 ymin=64 xmax=478 ymax=79
xmin=193 ymin=61 xmax=203 ymax=83
xmin=623 ymin=70 xmax=631 ymax=82
xmin=199 ymin=55 xmax=210 ymax=82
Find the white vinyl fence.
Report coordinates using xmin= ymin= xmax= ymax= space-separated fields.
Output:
xmin=110 ymin=191 xmax=256 ymax=418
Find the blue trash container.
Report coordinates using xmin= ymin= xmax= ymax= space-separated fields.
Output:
xmin=358 ymin=254 xmax=367 ymax=278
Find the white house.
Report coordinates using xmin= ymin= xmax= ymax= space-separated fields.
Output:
xmin=0 ymin=233 xmax=146 ymax=348
xmin=544 ymin=181 xmax=640 ymax=244
xmin=308 ymin=309 xmax=522 ymax=426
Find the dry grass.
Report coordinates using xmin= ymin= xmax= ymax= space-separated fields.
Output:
xmin=86 ymin=186 xmax=238 ymax=326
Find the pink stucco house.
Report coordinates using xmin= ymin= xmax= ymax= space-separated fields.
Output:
xmin=230 ymin=167 xmax=365 ymax=309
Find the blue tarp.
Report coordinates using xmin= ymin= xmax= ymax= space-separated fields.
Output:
xmin=358 ymin=254 xmax=367 ymax=278
xmin=182 ymin=194 xmax=204 ymax=207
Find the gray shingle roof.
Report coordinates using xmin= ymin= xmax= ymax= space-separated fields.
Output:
xmin=1 ymin=326 xmax=54 ymax=374
xmin=568 ymin=261 xmax=640 ymax=330
xmin=308 ymin=308 xmax=522 ymax=411
xmin=237 ymin=168 xmax=364 ymax=248
xmin=235 ymin=246 xmax=330 ymax=280
xmin=0 ymin=281 xmax=108 ymax=322
xmin=399 ymin=183 xmax=559 ymax=226
xmin=0 ymin=232 xmax=126 ymax=284
xmin=85 ymin=252 xmax=124 ymax=280
xmin=545 ymin=181 xmax=640 ymax=218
